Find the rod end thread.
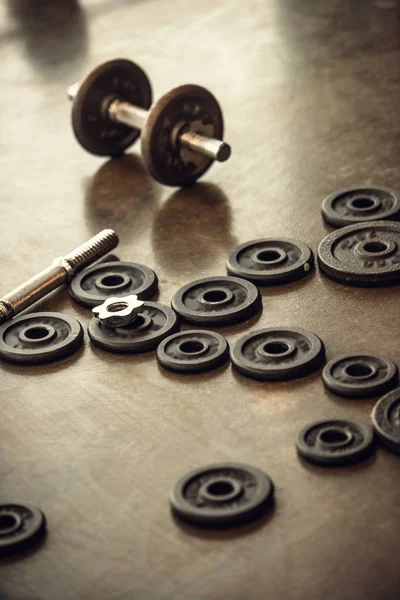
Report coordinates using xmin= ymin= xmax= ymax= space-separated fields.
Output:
xmin=63 ymin=229 xmax=119 ymax=276
xmin=0 ymin=303 xmax=11 ymax=326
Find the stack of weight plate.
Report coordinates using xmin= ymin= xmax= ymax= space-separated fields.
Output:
xmin=318 ymin=186 xmax=400 ymax=287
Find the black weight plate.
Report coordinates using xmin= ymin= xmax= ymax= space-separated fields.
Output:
xmin=157 ymin=330 xmax=229 ymax=374
xmin=142 ymin=85 xmax=224 ymax=187
xmin=88 ymin=301 xmax=179 ymax=353
xmin=321 ymin=186 xmax=400 ymax=228
xmin=322 ymin=354 xmax=398 ymax=398
xmin=296 ymin=419 xmax=375 ymax=466
xmin=0 ymin=312 xmax=84 ymax=365
xmin=70 ymin=261 xmax=158 ymax=308
xmin=171 ymin=276 xmax=261 ymax=327
xmin=231 ymin=327 xmax=325 ymax=381
xmin=372 ymin=388 xmax=400 ymax=454
xmin=226 ymin=238 xmax=314 ymax=284
xmin=170 ymin=463 xmax=274 ymax=527
xmin=0 ymin=504 xmax=46 ymax=554
xmin=72 ymin=59 xmax=152 ymax=156
xmin=318 ymin=221 xmax=400 ymax=286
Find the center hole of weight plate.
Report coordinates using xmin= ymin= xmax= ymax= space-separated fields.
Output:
xmin=0 ymin=512 xmax=21 ymax=536
xmin=207 ymin=480 xmax=234 ymax=496
xmin=345 ymin=363 xmax=374 ymax=378
xmin=107 ymin=302 xmax=128 ymax=313
xmin=19 ymin=324 xmax=56 ymax=344
xmin=179 ymin=340 xmax=207 ymax=355
xmin=96 ymin=273 xmax=131 ymax=292
xmin=199 ymin=477 xmax=243 ymax=503
xmin=253 ymin=248 xmax=286 ymax=266
xmin=263 ymin=341 xmax=290 ymax=355
xmin=351 ymin=197 xmax=374 ymax=209
xmin=257 ymin=250 xmax=281 ymax=262
xmin=203 ymin=290 xmax=228 ymax=303
xmin=355 ymin=239 xmax=395 ymax=259
xmin=318 ymin=428 xmax=352 ymax=448
xmin=101 ymin=275 xmax=125 ymax=287
xmin=199 ymin=288 xmax=234 ymax=306
xmin=363 ymin=241 xmax=388 ymax=253
xmin=24 ymin=326 xmax=50 ymax=340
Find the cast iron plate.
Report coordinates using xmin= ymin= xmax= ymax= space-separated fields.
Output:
xmin=171 ymin=276 xmax=261 ymax=327
xmin=322 ymin=354 xmax=398 ymax=398
xmin=0 ymin=312 xmax=84 ymax=365
xmin=226 ymin=238 xmax=314 ymax=284
xmin=318 ymin=221 xmax=400 ymax=286
xmin=70 ymin=261 xmax=158 ymax=308
xmin=157 ymin=329 xmax=229 ymax=374
xmin=321 ymin=186 xmax=400 ymax=228
xmin=0 ymin=504 xmax=46 ymax=554
xmin=88 ymin=301 xmax=179 ymax=353
xmin=231 ymin=327 xmax=325 ymax=381
xmin=170 ymin=463 xmax=274 ymax=527
xmin=296 ymin=419 xmax=375 ymax=466
xmin=72 ymin=58 xmax=152 ymax=156
xmin=142 ymin=85 xmax=224 ymax=186
xmin=372 ymin=388 xmax=400 ymax=454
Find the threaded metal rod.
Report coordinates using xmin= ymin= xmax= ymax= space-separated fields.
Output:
xmin=68 ymin=83 xmax=231 ymax=163
xmin=179 ymin=131 xmax=231 ymax=162
xmin=63 ymin=229 xmax=118 ymax=271
xmin=0 ymin=229 xmax=119 ymax=325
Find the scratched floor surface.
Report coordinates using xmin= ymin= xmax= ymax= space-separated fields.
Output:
xmin=1 ymin=1 xmax=400 ymax=598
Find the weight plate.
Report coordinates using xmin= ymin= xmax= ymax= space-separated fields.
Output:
xmin=157 ymin=330 xmax=229 ymax=374
xmin=70 ymin=261 xmax=158 ymax=308
xmin=170 ymin=463 xmax=274 ymax=527
xmin=0 ymin=312 xmax=84 ymax=365
xmin=171 ymin=276 xmax=261 ymax=327
xmin=296 ymin=419 xmax=375 ymax=466
xmin=318 ymin=221 xmax=400 ymax=286
xmin=71 ymin=59 xmax=152 ymax=156
xmin=321 ymin=186 xmax=400 ymax=228
xmin=88 ymin=301 xmax=179 ymax=353
xmin=226 ymin=238 xmax=314 ymax=284
xmin=372 ymin=388 xmax=400 ymax=454
xmin=0 ymin=504 xmax=46 ymax=554
xmin=231 ymin=327 xmax=325 ymax=381
xmin=322 ymin=354 xmax=398 ymax=398
xmin=142 ymin=85 xmax=224 ymax=187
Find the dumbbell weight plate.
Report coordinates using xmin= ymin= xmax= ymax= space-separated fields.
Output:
xmin=321 ymin=186 xmax=400 ymax=228
xmin=0 ymin=312 xmax=84 ymax=365
xmin=322 ymin=354 xmax=398 ymax=398
xmin=171 ymin=276 xmax=261 ymax=327
xmin=0 ymin=504 xmax=46 ymax=555
xmin=170 ymin=463 xmax=274 ymax=527
xmin=226 ymin=238 xmax=314 ymax=284
xmin=72 ymin=59 xmax=152 ymax=156
xmin=318 ymin=221 xmax=400 ymax=286
xmin=296 ymin=419 xmax=375 ymax=466
xmin=88 ymin=301 xmax=179 ymax=353
xmin=142 ymin=85 xmax=224 ymax=187
xmin=231 ymin=327 xmax=325 ymax=381
xmin=70 ymin=261 xmax=158 ymax=308
xmin=372 ymin=388 xmax=400 ymax=454
xmin=157 ymin=330 xmax=229 ymax=374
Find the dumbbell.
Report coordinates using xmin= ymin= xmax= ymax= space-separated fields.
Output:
xmin=68 ymin=59 xmax=231 ymax=187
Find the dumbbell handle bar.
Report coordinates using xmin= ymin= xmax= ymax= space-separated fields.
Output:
xmin=68 ymin=83 xmax=231 ymax=163
xmin=0 ymin=229 xmax=119 ymax=326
